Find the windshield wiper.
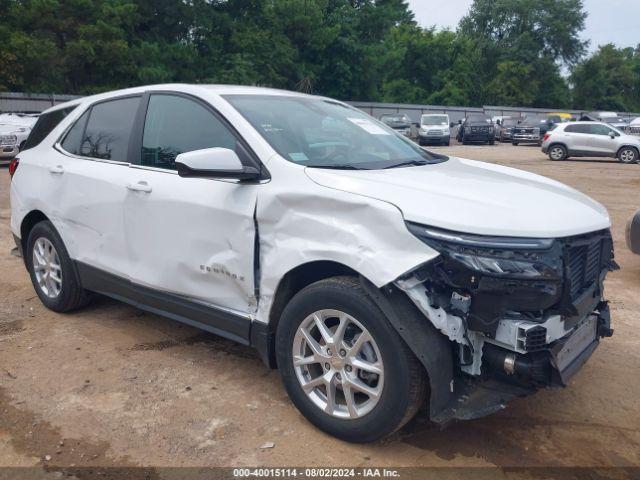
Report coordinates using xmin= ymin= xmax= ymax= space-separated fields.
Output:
xmin=307 ymin=164 xmax=370 ymax=170
xmin=383 ymin=159 xmax=431 ymax=169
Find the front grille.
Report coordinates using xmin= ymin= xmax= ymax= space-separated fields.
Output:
xmin=565 ymin=233 xmax=608 ymax=300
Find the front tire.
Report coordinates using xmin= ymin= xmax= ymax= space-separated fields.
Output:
xmin=26 ymin=221 xmax=91 ymax=312
xmin=276 ymin=277 xmax=426 ymax=443
xmin=618 ymin=146 xmax=638 ymax=164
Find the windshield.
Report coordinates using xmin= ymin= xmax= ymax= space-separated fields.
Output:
xmin=502 ymin=119 xmax=518 ymax=127
xmin=224 ymin=95 xmax=446 ymax=169
xmin=466 ymin=115 xmax=491 ymax=123
xmin=421 ymin=115 xmax=448 ymax=126
xmin=381 ymin=115 xmax=409 ymax=124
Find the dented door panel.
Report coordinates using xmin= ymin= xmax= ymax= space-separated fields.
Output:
xmin=124 ymin=168 xmax=258 ymax=315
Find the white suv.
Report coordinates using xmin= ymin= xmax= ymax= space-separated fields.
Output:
xmin=10 ymin=85 xmax=616 ymax=442
xmin=542 ymin=121 xmax=640 ymax=163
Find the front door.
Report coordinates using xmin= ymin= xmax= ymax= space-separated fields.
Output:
xmin=587 ymin=124 xmax=618 ymax=155
xmin=124 ymin=93 xmax=258 ymax=317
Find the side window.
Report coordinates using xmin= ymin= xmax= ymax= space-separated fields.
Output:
xmin=141 ymin=95 xmax=237 ymax=170
xmin=79 ymin=97 xmax=140 ymax=161
xmin=590 ymin=124 xmax=613 ymax=136
xmin=565 ymin=124 xmax=589 ymax=134
xmin=61 ymin=110 xmax=90 ymax=155
xmin=23 ymin=106 xmax=76 ymax=150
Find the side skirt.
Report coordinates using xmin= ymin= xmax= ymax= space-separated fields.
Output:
xmin=76 ymin=262 xmax=252 ymax=346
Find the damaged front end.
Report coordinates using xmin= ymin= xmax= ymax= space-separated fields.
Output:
xmin=397 ymin=223 xmax=617 ymax=425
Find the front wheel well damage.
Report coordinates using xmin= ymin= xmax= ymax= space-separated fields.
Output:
xmin=254 ymin=261 xmax=359 ymax=368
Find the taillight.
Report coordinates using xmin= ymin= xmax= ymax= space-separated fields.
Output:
xmin=542 ymin=134 xmax=550 ymax=142
xmin=8 ymin=157 xmax=19 ymax=179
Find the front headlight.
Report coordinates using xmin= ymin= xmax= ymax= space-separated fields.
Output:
xmin=406 ymin=223 xmax=560 ymax=279
xmin=0 ymin=134 xmax=18 ymax=146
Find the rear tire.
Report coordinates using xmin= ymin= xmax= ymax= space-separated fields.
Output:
xmin=548 ymin=144 xmax=567 ymax=161
xmin=618 ymin=146 xmax=638 ymax=164
xmin=26 ymin=221 xmax=91 ymax=313
xmin=512 ymin=141 xmax=519 ymax=146
xmin=276 ymin=276 xmax=426 ymax=443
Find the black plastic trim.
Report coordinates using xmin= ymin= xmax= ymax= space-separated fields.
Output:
xmin=76 ymin=261 xmax=252 ymax=346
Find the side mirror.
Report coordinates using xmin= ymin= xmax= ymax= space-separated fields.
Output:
xmin=609 ymin=131 xmax=618 ymax=139
xmin=458 ymin=120 xmax=462 ymax=125
xmin=496 ymin=120 xmax=501 ymax=125
xmin=175 ymin=148 xmax=260 ymax=181
xmin=450 ymin=122 xmax=455 ymax=128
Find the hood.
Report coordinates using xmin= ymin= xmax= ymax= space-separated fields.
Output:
xmin=384 ymin=121 xmax=411 ymax=129
xmin=0 ymin=124 xmax=21 ymax=134
xmin=305 ymin=157 xmax=610 ymax=238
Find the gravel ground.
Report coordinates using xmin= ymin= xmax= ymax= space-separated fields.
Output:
xmin=1 ymin=142 xmax=639 ymax=478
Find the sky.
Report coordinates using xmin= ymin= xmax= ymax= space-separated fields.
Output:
xmin=407 ymin=0 xmax=640 ymax=52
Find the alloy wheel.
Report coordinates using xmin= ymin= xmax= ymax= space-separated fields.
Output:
xmin=550 ymin=146 xmax=565 ymax=160
xmin=32 ymin=237 xmax=62 ymax=298
xmin=620 ymin=148 xmax=637 ymax=164
xmin=292 ymin=309 xmax=384 ymax=420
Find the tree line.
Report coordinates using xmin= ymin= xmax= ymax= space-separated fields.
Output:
xmin=1 ymin=0 xmax=639 ymax=112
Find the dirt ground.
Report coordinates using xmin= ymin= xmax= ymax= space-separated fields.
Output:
xmin=1 ymin=143 xmax=639 ymax=478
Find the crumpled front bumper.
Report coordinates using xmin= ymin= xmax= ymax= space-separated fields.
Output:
xmin=432 ymin=302 xmax=613 ymax=425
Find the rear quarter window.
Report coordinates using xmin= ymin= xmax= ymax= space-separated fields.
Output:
xmin=22 ymin=106 xmax=76 ymax=150
xmin=60 ymin=96 xmax=140 ymax=162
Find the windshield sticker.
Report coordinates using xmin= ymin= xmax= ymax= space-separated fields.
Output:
xmin=347 ymin=118 xmax=390 ymax=135
xmin=289 ymin=152 xmax=309 ymax=162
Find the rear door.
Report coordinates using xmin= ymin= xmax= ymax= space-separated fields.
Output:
xmin=123 ymin=92 xmax=259 ymax=317
xmin=55 ymin=96 xmax=141 ymax=277
xmin=563 ymin=124 xmax=592 ymax=153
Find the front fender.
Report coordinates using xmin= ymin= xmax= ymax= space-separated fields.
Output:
xmin=255 ymin=164 xmax=438 ymax=324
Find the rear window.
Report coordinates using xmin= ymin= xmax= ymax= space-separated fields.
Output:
xmin=62 ymin=96 xmax=140 ymax=161
xmin=565 ymin=124 xmax=591 ymax=134
xmin=22 ymin=106 xmax=76 ymax=150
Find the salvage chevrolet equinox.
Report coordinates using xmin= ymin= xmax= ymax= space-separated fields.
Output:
xmin=10 ymin=85 xmax=616 ymax=443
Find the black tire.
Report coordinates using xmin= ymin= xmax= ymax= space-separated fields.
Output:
xmin=418 ymin=139 xmax=425 ymax=147
xmin=618 ymin=146 xmax=639 ymax=164
xmin=445 ymin=139 xmax=450 ymax=146
xmin=276 ymin=276 xmax=426 ymax=443
xmin=548 ymin=144 xmax=567 ymax=161
xmin=26 ymin=221 xmax=91 ymax=312
xmin=489 ymin=139 xmax=495 ymax=145
xmin=512 ymin=141 xmax=519 ymax=146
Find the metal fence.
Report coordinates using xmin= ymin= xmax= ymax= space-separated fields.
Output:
xmin=0 ymin=92 xmax=79 ymax=113
xmin=2 ymin=91 xmax=639 ymax=125
xmin=349 ymin=101 xmax=640 ymax=125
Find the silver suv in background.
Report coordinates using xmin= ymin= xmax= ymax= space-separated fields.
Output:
xmin=542 ymin=121 xmax=640 ymax=163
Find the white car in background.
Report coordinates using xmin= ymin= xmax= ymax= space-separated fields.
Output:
xmin=0 ymin=113 xmax=38 ymax=162
xmin=10 ymin=84 xmax=617 ymax=442
xmin=418 ymin=114 xmax=451 ymax=146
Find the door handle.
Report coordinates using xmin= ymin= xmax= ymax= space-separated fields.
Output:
xmin=48 ymin=165 xmax=64 ymax=175
xmin=126 ymin=181 xmax=152 ymax=193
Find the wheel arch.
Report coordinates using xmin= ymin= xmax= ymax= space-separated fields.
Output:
xmin=20 ymin=210 xmax=50 ymax=259
xmin=616 ymin=144 xmax=639 ymax=157
xmin=253 ymin=260 xmax=360 ymax=368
